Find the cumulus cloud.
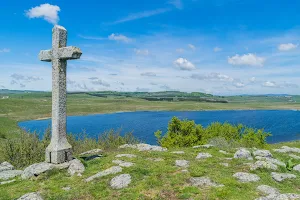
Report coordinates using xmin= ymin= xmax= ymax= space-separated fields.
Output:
xmin=191 ymin=73 xmax=234 ymax=82
xmin=141 ymin=72 xmax=157 ymax=77
xmin=168 ymin=0 xmax=183 ymax=9
xmin=108 ymin=34 xmax=132 ymax=43
xmin=228 ymin=53 xmax=265 ymax=67
xmin=26 ymin=3 xmax=60 ymax=24
xmin=249 ymin=77 xmax=256 ymax=83
xmin=0 ymin=48 xmax=10 ymax=53
xmin=262 ymin=81 xmax=278 ymax=88
xmin=214 ymin=47 xmax=222 ymax=52
xmin=174 ymin=58 xmax=196 ymax=71
xmin=134 ymin=49 xmax=149 ymax=56
xmin=188 ymin=44 xmax=196 ymax=50
xmin=278 ymin=43 xmax=298 ymax=51
xmin=233 ymin=82 xmax=245 ymax=88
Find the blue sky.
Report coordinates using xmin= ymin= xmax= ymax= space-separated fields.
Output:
xmin=1 ymin=0 xmax=300 ymax=95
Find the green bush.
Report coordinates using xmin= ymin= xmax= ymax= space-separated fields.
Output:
xmin=155 ymin=117 xmax=271 ymax=148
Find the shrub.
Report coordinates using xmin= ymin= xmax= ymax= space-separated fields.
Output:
xmin=155 ymin=117 xmax=271 ymax=148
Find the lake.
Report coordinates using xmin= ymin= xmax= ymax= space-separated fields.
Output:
xmin=18 ymin=110 xmax=300 ymax=144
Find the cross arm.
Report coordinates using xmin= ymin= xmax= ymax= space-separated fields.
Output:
xmin=39 ymin=50 xmax=52 ymax=62
xmin=58 ymin=47 xmax=82 ymax=60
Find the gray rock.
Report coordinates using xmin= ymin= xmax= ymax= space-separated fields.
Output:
xmin=181 ymin=169 xmax=189 ymax=173
xmin=112 ymin=160 xmax=134 ymax=167
xmin=0 ymin=162 xmax=14 ymax=172
xmin=21 ymin=162 xmax=54 ymax=179
xmin=253 ymin=150 xmax=273 ymax=158
xmin=293 ymin=164 xmax=300 ymax=172
xmin=271 ymin=172 xmax=296 ymax=182
xmin=234 ymin=149 xmax=253 ymax=160
xmin=257 ymin=185 xmax=280 ymax=196
xmin=196 ymin=153 xmax=212 ymax=159
xmin=80 ymin=149 xmax=103 ymax=155
xmin=193 ymin=144 xmax=214 ymax=149
xmin=175 ymin=160 xmax=189 ymax=168
xmin=110 ymin=174 xmax=131 ymax=189
xmin=146 ymin=158 xmax=164 ymax=162
xmin=233 ymin=172 xmax=260 ymax=182
xmin=17 ymin=192 xmax=43 ymax=200
xmin=53 ymin=162 xmax=70 ymax=170
xmin=255 ymin=157 xmax=286 ymax=167
xmin=119 ymin=143 xmax=167 ymax=152
xmin=0 ymin=170 xmax=23 ymax=180
xmin=115 ymin=154 xmax=137 ymax=158
xmin=0 ymin=179 xmax=16 ymax=185
xmin=172 ymin=151 xmax=185 ymax=154
xmin=220 ymin=163 xmax=229 ymax=167
xmin=62 ymin=186 xmax=71 ymax=191
xmin=68 ymin=159 xmax=85 ymax=176
xmin=189 ymin=177 xmax=224 ymax=187
xmin=273 ymin=146 xmax=300 ymax=154
xmin=289 ymin=154 xmax=300 ymax=160
xmin=250 ymin=161 xmax=278 ymax=171
xmin=219 ymin=150 xmax=229 ymax=155
xmin=85 ymin=166 xmax=122 ymax=182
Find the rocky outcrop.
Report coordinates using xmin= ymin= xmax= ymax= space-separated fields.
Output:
xmin=189 ymin=177 xmax=224 ymax=187
xmin=253 ymin=150 xmax=272 ymax=158
xmin=0 ymin=170 xmax=23 ymax=180
xmin=21 ymin=163 xmax=54 ymax=179
xmin=80 ymin=149 xmax=103 ymax=155
xmin=234 ymin=149 xmax=253 ymax=160
xmin=110 ymin=174 xmax=131 ymax=189
xmin=112 ymin=160 xmax=134 ymax=168
xmin=273 ymin=146 xmax=300 ymax=154
xmin=85 ymin=166 xmax=122 ymax=182
xmin=256 ymin=185 xmax=300 ymax=200
xmin=250 ymin=161 xmax=278 ymax=171
xmin=271 ymin=172 xmax=296 ymax=182
xmin=233 ymin=172 xmax=260 ymax=182
xmin=175 ymin=160 xmax=189 ymax=168
xmin=17 ymin=192 xmax=43 ymax=200
xmin=119 ymin=143 xmax=167 ymax=152
xmin=0 ymin=162 xmax=14 ymax=172
xmin=196 ymin=153 xmax=212 ymax=159
xmin=68 ymin=159 xmax=85 ymax=176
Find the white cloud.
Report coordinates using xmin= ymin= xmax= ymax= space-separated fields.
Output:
xmin=176 ymin=48 xmax=185 ymax=53
xmin=262 ymin=81 xmax=277 ymax=88
xmin=134 ymin=49 xmax=149 ymax=56
xmin=278 ymin=43 xmax=298 ymax=51
xmin=214 ymin=47 xmax=222 ymax=52
xmin=228 ymin=53 xmax=265 ymax=67
xmin=249 ymin=77 xmax=256 ymax=83
xmin=233 ymin=82 xmax=245 ymax=88
xmin=191 ymin=73 xmax=234 ymax=82
xmin=89 ymin=78 xmax=110 ymax=87
xmin=168 ymin=0 xmax=183 ymax=9
xmin=174 ymin=58 xmax=196 ymax=71
xmin=141 ymin=72 xmax=156 ymax=77
xmin=188 ymin=44 xmax=196 ymax=50
xmin=108 ymin=34 xmax=132 ymax=43
xmin=26 ymin=4 xmax=60 ymax=24
xmin=0 ymin=48 xmax=10 ymax=53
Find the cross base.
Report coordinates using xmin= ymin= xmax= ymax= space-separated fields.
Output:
xmin=45 ymin=148 xmax=73 ymax=164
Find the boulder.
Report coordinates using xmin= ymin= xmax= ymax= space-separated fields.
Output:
xmin=234 ymin=149 xmax=253 ymax=160
xmin=250 ymin=161 xmax=278 ymax=171
xmin=189 ymin=177 xmax=224 ymax=187
xmin=21 ymin=162 xmax=54 ymax=179
xmin=85 ymin=166 xmax=122 ymax=182
xmin=115 ymin=154 xmax=137 ymax=158
xmin=255 ymin=157 xmax=286 ymax=167
xmin=219 ymin=150 xmax=229 ymax=155
xmin=196 ymin=153 xmax=212 ymax=159
xmin=68 ymin=159 xmax=85 ymax=176
xmin=79 ymin=149 xmax=103 ymax=155
xmin=0 ymin=162 xmax=14 ymax=172
xmin=293 ymin=164 xmax=300 ymax=172
xmin=0 ymin=179 xmax=16 ymax=185
xmin=110 ymin=174 xmax=131 ymax=189
xmin=112 ymin=160 xmax=134 ymax=167
xmin=257 ymin=185 xmax=280 ymax=196
xmin=0 ymin=170 xmax=23 ymax=180
xmin=271 ymin=172 xmax=296 ymax=182
xmin=17 ymin=192 xmax=43 ymax=200
xmin=289 ymin=154 xmax=300 ymax=160
xmin=175 ymin=160 xmax=189 ymax=168
xmin=253 ymin=150 xmax=273 ymax=158
xmin=233 ymin=172 xmax=260 ymax=183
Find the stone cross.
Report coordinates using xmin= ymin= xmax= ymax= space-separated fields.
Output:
xmin=39 ymin=25 xmax=82 ymax=164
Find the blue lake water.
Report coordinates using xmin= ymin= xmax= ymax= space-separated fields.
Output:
xmin=18 ymin=110 xmax=300 ymax=144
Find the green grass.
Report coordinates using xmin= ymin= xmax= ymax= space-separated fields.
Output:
xmin=1 ymin=144 xmax=300 ymax=200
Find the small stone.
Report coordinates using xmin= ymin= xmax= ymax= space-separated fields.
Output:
xmin=17 ymin=192 xmax=43 ymax=200
xmin=112 ymin=160 xmax=134 ymax=167
xmin=68 ymin=159 xmax=85 ymax=176
xmin=115 ymin=154 xmax=137 ymax=158
xmin=80 ymin=149 xmax=103 ymax=155
xmin=62 ymin=186 xmax=71 ymax=191
xmin=119 ymin=143 xmax=167 ymax=152
xmin=196 ymin=153 xmax=212 ymax=159
xmin=233 ymin=172 xmax=260 ymax=182
xmin=220 ymin=163 xmax=229 ymax=167
xmin=273 ymin=146 xmax=300 ymax=154
xmin=175 ymin=160 xmax=189 ymax=168
xmin=293 ymin=164 xmax=300 ymax=172
xmin=257 ymin=185 xmax=280 ymax=196
xmin=271 ymin=172 xmax=296 ymax=182
xmin=189 ymin=177 xmax=224 ymax=187
xmin=219 ymin=150 xmax=229 ymax=154
xmin=110 ymin=174 xmax=131 ymax=189
xmin=289 ymin=154 xmax=300 ymax=160
xmin=146 ymin=158 xmax=164 ymax=162
xmin=21 ymin=162 xmax=54 ymax=179
xmin=172 ymin=151 xmax=185 ymax=154
xmin=0 ymin=170 xmax=23 ymax=180
xmin=253 ymin=150 xmax=273 ymax=158
xmin=85 ymin=166 xmax=122 ymax=182
xmin=0 ymin=162 xmax=14 ymax=172
xmin=250 ymin=161 xmax=278 ymax=171
xmin=0 ymin=179 xmax=16 ymax=185
xmin=234 ymin=149 xmax=253 ymax=160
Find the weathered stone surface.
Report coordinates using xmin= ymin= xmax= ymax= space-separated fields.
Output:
xmin=233 ymin=172 xmax=260 ymax=182
xmin=17 ymin=192 xmax=43 ymax=200
xmin=196 ymin=153 xmax=212 ymax=159
xmin=289 ymin=154 xmax=300 ymax=160
xmin=175 ymin=160 xmax=189 ymax=168
xmin=189 ymin=177 xmax=224 ymax=187
xmin=255 ymin=157 xmax=286 ymax=167
xmin=219 ymin=150 xmax=229 ymax=154
xmin=110 ymin=174 xmax=131 ymax=189
xmin=115 ymin=154 xmax=137 ymax=158
xmin=234 ymin=149 xmax=253 ymax=160
xmin=257 ymin=185 xmax=280 ymax=196
xmin=250 ymin=161 xmax=278 ymax=171
xmin=68 ymin=159 xmax=85 ymax=176
xmin=112 ymin=160 xmax=134 ymax=167
xmin=80 ymin=149 xmax=103 ymax=155
xmin=193 ymin=144 xmax=214 ymax=149
xmin=273 ymin=146 xmax=300 ymax=154
xmin=85 ymin=166 xmax=122 ymax=182
xmin=53 ymin=162 xmax=70 ymax=170
xmin=146 ymin=158 xmax=164 ymax=162
xmin=256 ymin=185 xmax=300 ymax=200
xmin=21 ymin=162 xmax=54 ymax=179
xmin=119 ymin=143 xmax=167 ymax=152
xmin=220 ymin=163 xmax=229 ymax=167
xmin=172 ymin=151 xmax=185 ymax=154
xmin=271 ymin=172 xmax=296 ymax=182
xmin=0 ymin=179 xmax=16 ymax=185
xmin=253 ymin=150 xmax=273 ymax=158
xmin=0 ymin=162 xmax=14 ymax=172
xmin=62 ymin=186 xmax=71 ymax=191
xmin=0 ymin=170 xmax=23 ymax=180
xmin=293 ymin=164 xmax=300 ymax=172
